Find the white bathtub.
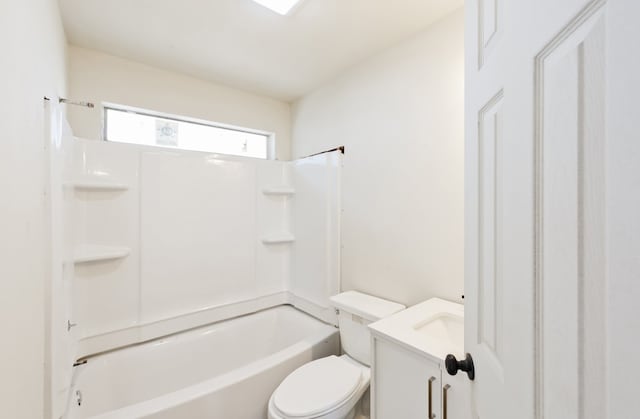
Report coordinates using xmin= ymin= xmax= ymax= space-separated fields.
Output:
xmin=66 ymin=306 xmax=339 ymax=419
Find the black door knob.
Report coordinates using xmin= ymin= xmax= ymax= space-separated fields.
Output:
xmin=445 ymin=353 xmax=475 ymax=381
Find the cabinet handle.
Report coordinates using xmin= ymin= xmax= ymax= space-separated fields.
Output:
xmin=428 ymin=376 xmax=436 ymax=418
xmin=443 ymin=384 xmax=451 ymax=419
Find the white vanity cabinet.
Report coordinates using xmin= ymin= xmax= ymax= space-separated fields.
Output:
xmin=371 ymin=337 xmax=442 ymax=418
xmin=371 ymin=335 xmax=471 ymax=419
xmin=368 ymin=298 xmax=472 ymax=419
xmin=441 ymin=372 xmax=472 ymax=419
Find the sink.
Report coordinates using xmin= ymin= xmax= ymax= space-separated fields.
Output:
xmin=414 ymin=312 xmax=464 ymax=357
xmin=369 ymin=298 xmax=464 ymax=361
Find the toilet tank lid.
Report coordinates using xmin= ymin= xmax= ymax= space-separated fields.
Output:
xmin=330 ymin=291 xmax=405 ymax=321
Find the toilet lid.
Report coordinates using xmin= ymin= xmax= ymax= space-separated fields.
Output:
xmin=274 ymin=356 xmax=362 ymax=417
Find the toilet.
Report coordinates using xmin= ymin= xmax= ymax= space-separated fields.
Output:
xmin=268 ymin=291 xmax=405 ymax=419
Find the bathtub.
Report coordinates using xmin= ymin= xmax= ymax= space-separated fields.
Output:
xmin=66 ymin=306 xmax=339 ymax=419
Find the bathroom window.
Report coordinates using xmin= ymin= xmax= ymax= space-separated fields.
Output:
xmin=103 ymin=105 xmax=273 ymax=159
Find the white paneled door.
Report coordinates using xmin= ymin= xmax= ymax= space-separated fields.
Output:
xmin=463 ymin=1 xmax=640 ymax=418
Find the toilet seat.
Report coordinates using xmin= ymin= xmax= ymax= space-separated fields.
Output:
xmin=269 ymin=355 xmax=369 ymax=419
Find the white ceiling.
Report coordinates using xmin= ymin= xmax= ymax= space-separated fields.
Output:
xmin=59 ymin=0 xmax=463 ymax=101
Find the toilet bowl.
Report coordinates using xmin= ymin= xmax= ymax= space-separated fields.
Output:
xmin=268 ymin=291 xmax=405 ymax=419
xmin=268 ymin=355 xmax=369 ymax=419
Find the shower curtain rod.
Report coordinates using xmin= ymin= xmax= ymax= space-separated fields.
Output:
xmin=302 ymin=146 xmax=345 ymax=159
xmin=44 ymin=96 xmax=95 ymax=108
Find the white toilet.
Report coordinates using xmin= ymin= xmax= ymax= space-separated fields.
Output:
xmin=268 ymin=291 xmax=405 ymax=419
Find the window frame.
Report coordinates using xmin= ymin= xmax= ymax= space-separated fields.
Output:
xmin=102 ymin=103 xmax=276 ymax=160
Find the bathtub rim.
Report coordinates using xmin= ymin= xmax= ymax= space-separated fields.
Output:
xmin=77 ymin=292 xmax=338 ymax=359
xmin=75 ymin=302 xmax=333 ymax=362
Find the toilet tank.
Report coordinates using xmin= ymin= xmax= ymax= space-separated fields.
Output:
xmin=329 ymin=291 xmax=405 ymax=366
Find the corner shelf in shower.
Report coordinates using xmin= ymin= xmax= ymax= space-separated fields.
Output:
xmin=262 ymin=186 xmax=295 ymax=196
xmin=66 ymin=180 xmax=129 ymax=191
xmin=73 ymin=244 xmax=131 ymax=264
xmin=261 ymin=233 xmax=296 ymax=245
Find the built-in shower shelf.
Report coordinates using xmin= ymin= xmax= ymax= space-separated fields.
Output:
xmin=67 ymin=180 xmax=129 ymax=191
xmin=73 ymin=245 xmax=131 ymax=264
xmin=262 ymin=186 xmax=295 ymax=196
xmin=261 ymin=234 xmax=295 ymax=244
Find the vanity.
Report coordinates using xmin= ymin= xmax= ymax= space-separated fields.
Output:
xmin=369 ymin=298 xmax=471 ymax=419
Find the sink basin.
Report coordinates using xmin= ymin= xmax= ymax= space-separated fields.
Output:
xmin=414 ymin=312 xmax=464 ymax=357
xmin=369 ymin=298 xmax=464 ymax=361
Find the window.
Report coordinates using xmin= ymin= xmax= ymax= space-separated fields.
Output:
xmin=104 ymin=105 xmax=272 ymax=159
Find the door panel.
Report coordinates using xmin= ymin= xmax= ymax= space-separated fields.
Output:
xmin=477 ymin=90 xmax=504 ymax=371
xmin=605 ymin=2 xmax=640 ymax=417
xmin=465 ymin=0 xmax=617 ymax=418
xmin=535 ymin=5 xmax=607 ymax=418
xmin=465 ymin=1 xmax=517 ymax=417
xmin=478 ymin=0 xmax=502 ymax=68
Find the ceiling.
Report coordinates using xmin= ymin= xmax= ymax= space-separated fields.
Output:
xmin=59 ymin=0 xmax=463 ymax=101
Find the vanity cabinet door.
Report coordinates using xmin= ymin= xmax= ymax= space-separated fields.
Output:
xmin=372 ymin=337 xmax=442 ymax=419
xmin=442 ymin=374 xmax=472 ymax=419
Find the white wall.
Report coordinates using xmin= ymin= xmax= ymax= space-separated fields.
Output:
xmin=67 ymin=46 xmax=292 ymax=160
xmin=0 ymin=0 xmax=67 ymax=417
xmin=291 ymin=9 xmax=464 ymax=306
